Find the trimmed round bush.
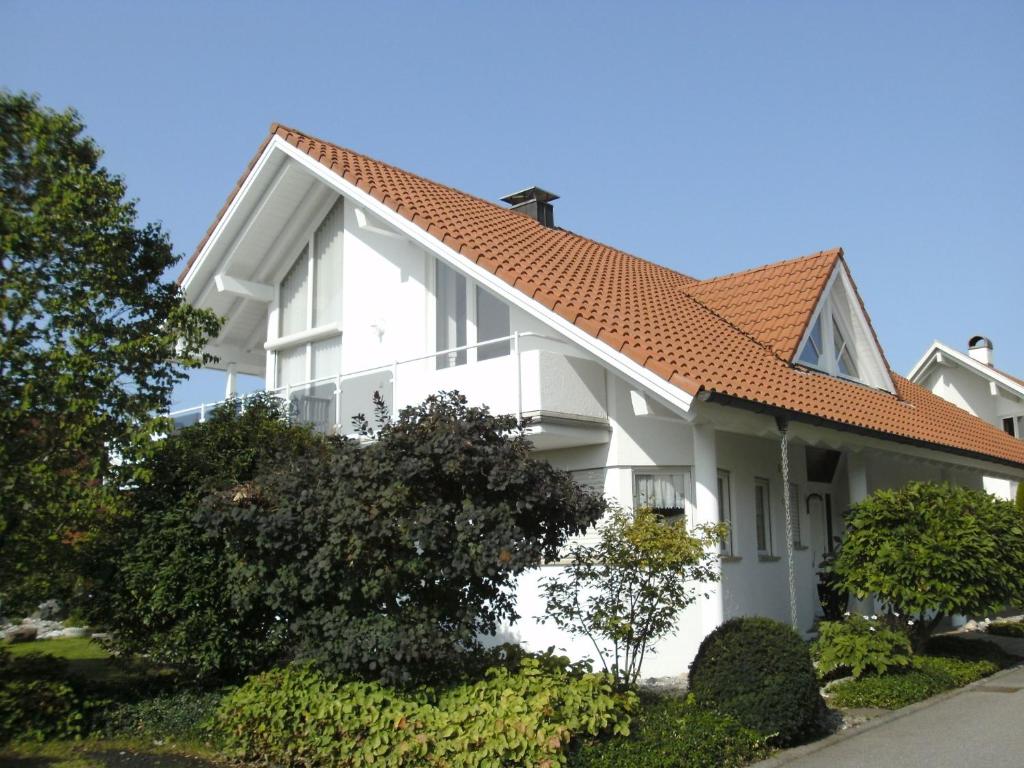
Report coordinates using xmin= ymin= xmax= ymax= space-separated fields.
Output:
xmin=689 ymin=617 xmax=823 ymax=744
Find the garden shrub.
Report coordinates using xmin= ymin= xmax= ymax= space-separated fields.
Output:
xmin=832 ymin=482 xmax=1024 ymax=648
xmin=813 ymin=615 xmax=913 ymax=679
xmin=827 ymin=656 xmax=999 ymax=709
xmin=216 ymin=655 xmax=635 ymax=768
xmin=568 ymin=693 xmax=770 ymax=768
xmin=89 ymin=393 xmax=323 ymax=681
xmin=542 ymin=507 xmax=725 ymax=687
xmin=688 ymin=617 xmax=824 ymax=744
xmin=987 ymin=620 xmax=1024 ymax=638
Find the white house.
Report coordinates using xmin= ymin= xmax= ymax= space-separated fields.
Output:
xmin=908 ymin=337 xmax=1024 ymax=501
xmin=175 ymin=125 xmax=1024 ymax=677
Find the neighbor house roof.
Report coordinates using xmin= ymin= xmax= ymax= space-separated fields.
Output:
xmin=909 ymin=341 xmax=1024 ymax=399
xmin=181 ymin=125 xmax=1024 ymax=470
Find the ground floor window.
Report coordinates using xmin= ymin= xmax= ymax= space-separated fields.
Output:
xmin=633 ymin=469 xmax=691 ymax=524
xmin=754 ymin=477 xmax=773 ymax=556
xmin=717 ymin=470 xmax=733 ymax=555
xmin=788 ymin=482 xmax=803 ymax=547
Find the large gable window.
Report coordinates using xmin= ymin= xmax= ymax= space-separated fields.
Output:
xmin=273 ymin=198 xmax=344 ymax=391
xmin=793 ymin=266 xmax=894 ymax=393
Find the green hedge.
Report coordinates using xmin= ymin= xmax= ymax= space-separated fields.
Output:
xmin=215 ymin=656 xmax=636 ymax=768
xmin=689 ymin=617 xmax=824 ymax=744
xmin=987 ymin=620 xmax=1024 ymax=639
xmin=827 ymin=656 xmax=999 ymax=709
xmin=0 ymin=650 xmax=84 ymax=743
xmin=569 ymin=694 xmax=770 ymax=768
xmin=924 ymin=635 xmax=1018 ymax=667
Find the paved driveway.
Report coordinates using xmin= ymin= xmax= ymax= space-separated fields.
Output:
xmin=757 ymin=664 xmax=1024 ymax=768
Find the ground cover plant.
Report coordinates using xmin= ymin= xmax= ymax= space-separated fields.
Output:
xmin=541 ymin=506 xmax=725 ymax=686
xmin=826 ymin=655 xmax=999 ymax=709
xmin=688 ymin=617 xmax=825 ymax=745
xmin=215 ymin=652 xmax=635 ymax=768
xmin=568 ymin=692 xmax=770 ymax=768
xmin=832 ymin=482 xmax=1024 ymax=649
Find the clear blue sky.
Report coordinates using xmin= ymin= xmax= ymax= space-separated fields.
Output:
xmin=4 ymin=1 xmax=1022 ymax=408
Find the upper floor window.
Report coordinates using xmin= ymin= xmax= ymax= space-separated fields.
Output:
xmin=1003 ymin=417 xmax=1016 ymax=437
xmin=435 ymin=260 xmax=510 ymax=369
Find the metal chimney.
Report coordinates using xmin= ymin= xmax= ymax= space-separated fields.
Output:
xmin=968 ymin=335 xmax=993 ymax=366
xmin=500 ymin=187 xmax=559 ymax=227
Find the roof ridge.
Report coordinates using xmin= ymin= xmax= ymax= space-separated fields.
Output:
xmin=271 ymin=123 xmax=700 ymax=285
xmin=695 ymin=247 xmax=842 ymax=285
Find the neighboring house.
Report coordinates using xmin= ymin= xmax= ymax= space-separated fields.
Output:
xmin=175 ymin=125 xmax=1024 ymax=677
xmin=908 ymin=337 xmax=1024 ymax=501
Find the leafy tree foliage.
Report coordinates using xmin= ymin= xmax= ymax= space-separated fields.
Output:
xmin=89 ymin=394 xmax=323 ymax=680
xmin=0 ymin=92 xmax=220 ymax=612
xmin=541 ymin=507 xmax=724 ymax=687
xmin=207 ymin=391 xmax=606 ymax=686
xmin=1016 ymin=481 xmax=1024 ymax=513
xmin=833 ymin=482 xmax=1024 ymax=647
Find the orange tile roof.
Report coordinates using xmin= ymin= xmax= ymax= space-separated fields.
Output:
xmin=181 ymin=125 xmax=1024 ymax=470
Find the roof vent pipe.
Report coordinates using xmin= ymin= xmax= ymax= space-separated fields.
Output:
xmin=500 ymin=187 xmax=559 ymax=228
xmin=968 ymin=335 xmax=993 ymax=366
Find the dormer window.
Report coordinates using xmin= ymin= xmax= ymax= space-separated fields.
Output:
xmin=793 ymin=264 xmax=895 ymax=394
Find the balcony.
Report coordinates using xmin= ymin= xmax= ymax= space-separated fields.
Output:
xmin=169 ymin=333 xmax=610 ymax=451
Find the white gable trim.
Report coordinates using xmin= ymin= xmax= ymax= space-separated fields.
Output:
xmin=184 ymin=137 xmax=695 ymax=418
xmin=908 ymin=341 xmax=1024 ymax=399
xmin=793 ymin=264 xmax=895 ymax=394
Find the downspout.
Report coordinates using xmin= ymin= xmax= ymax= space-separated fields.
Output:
xmin=777 ymin=417 xmax=798 ymax=631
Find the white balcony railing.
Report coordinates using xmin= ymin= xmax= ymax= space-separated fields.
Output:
xmin=168 ymin=331 xmax=606 ymax=435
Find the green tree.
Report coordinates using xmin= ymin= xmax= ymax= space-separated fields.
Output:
xmin=0 ymin=92 xmax=220 ymax=613
xmin=541 ymin=507 xmax=725 ymax=687
xmin=205 ymin=391 xmax=607 ymax=686
xmin=89 ymin=394 xmax=323 ymax=680
xmin=1015 ymin=481 xmax=1024 ymax=513
xmin=833 ymin=482 xmax=1024 ymax=648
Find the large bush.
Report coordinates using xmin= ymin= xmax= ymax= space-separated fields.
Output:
xmin=542 ymin=507 xmax=724 ymax=687
xmin=205 ymin=391 xmax=606 ymax=686
xmin=833 ymin=482 xmax=1024 ymax=647
xmin=215 ymin=654 xmax=635 ymax=768
xmin=569 ymin=693 xmax=769 ymax=768
xmin=812 ymin=615 xmax=913 ymax=679
xmin=688 ymin=617 xmax=824 ymax=745
xmin=88 ymin=393 xmax=324 ymax=680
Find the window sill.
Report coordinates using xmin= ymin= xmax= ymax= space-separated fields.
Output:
xmin=758 ymin=554 xmax=781 ymax=562
xmin=720 ymin=555 xmax=743 ymax=563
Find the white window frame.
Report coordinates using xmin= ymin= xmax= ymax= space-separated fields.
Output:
xmin=717 ymin=469 xmax=734 ymax=556
xmin=797 ymin=297 xmax=861 ymax=383
xmin=754 ymin=477 xmax=773 ymax=557
xmin=632 ymin=467 xmax=694 ymax=525
xmin=433 ymin=257 xmax=511 ymax=369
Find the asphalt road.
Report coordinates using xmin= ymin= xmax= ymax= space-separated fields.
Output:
xmin=761 ymin=664 xmax=1024 ymax=768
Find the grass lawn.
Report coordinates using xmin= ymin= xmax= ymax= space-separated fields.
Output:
xmin=1 ymin=639 xmax=225 ymax=768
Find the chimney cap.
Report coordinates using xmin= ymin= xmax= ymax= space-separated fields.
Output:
xmin=969 ymin=335 xmax=993 ymax=350
xmin=500 ymin=186 xmax=560 ymax=206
